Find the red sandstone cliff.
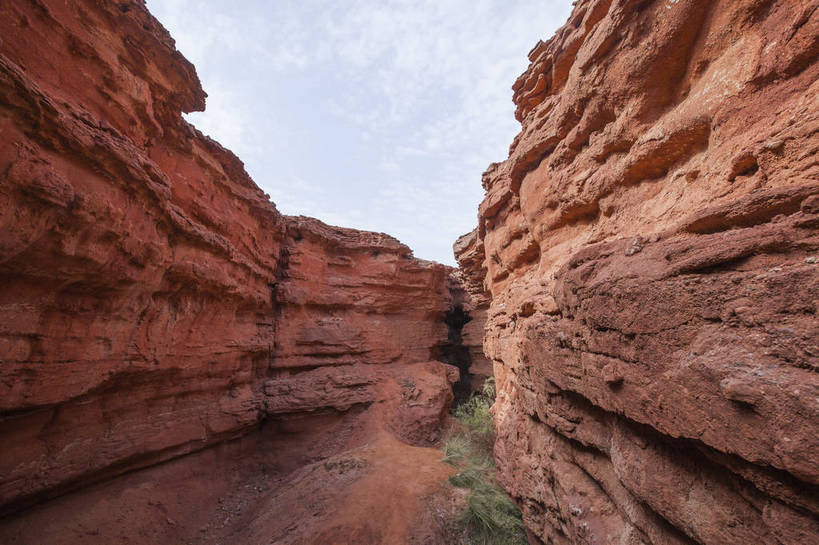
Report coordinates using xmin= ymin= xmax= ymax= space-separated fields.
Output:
xmin=453 ymin=229 xmax=493 ymax=389
xmin=3 ymin=0 xmax=819 ymax=543
xmin=0 ymin=0 xmax=459 ymax=527
xmin=458 ymin=0 xmax=819 ymax=543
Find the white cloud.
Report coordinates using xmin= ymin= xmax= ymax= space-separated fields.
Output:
xmin=146 ymin=0 xmax=573 ymax=264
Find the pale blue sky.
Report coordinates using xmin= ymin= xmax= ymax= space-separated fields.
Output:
xmin=146 ymin=0 xmax=572 ymax=265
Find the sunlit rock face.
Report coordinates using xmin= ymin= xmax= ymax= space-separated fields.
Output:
xmin=0 ymin=0 xmax=458 ymax=515
xmin=459 ymin=0 xmax=819 ymax=543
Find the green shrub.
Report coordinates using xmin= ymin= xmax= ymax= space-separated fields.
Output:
xmin=461 ymin=481 xmax=528 ymax=545
xmin=441 ymin=377 xmax=527 ymax=545
xmin=442 ymin=434 xmax=471 ymax=465
xmin=453 ymin=395 xmax=494 ymax=448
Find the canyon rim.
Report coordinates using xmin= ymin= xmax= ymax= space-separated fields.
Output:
xmin=1 ymin=1 xmax=818 ymax=545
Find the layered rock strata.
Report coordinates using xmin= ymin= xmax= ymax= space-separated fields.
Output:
xmin=0 ymin=0 xmax=458 ymax=520
xmin=453 ymin=229 xmax=493 ymax=390
xmin=458 ymin=0 xmax=819 ymax=543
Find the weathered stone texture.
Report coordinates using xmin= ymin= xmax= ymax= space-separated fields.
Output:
xmin=460 ymin=0 xmax=819 ymax=543
xmin=0 ymin=0 xmax=456 ymax=515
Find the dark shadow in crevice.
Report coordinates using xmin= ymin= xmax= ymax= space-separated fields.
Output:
xmin=434 ymin=305 xmax=474 ymax=407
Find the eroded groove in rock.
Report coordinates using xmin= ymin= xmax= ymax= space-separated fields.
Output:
xmin=452 ymin=229 xmax=494 ymax=393
xmin=458 ymin=0 xmax=819 ymax=543
xmin=438 ymin=300 xmax=474 ymax=404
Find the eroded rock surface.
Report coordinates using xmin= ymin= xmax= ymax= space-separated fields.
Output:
xmin=459 ymin=0 xmax=819 ymax=543
xmin=453 ymin=229 xmax=493 ymax=390
xmin=0 ymin=1 xmax=459 ymax=534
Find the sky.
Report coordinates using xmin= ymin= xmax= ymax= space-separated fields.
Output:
xmin=146 ymin=0 xmax=573 ymax=265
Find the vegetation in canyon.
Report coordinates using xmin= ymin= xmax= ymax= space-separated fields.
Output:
xmin=441 ymin=378 xmax=527 ymax=545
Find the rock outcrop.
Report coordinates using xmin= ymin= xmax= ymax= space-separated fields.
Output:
xmin=453 ymin=229 xmax=493 ymax=390
xmin=458 ymin=0 xmax=819 ymax=544
xmin=0 ymin=0 xmax=458 ymax=524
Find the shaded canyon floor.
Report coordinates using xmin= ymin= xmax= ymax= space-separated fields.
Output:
xmin=0 ymin=405 xmax=464 ymax=545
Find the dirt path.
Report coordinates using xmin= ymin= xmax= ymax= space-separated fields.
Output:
xmin=304 ymin=432 xmax=455 ymax=545
xmin=0 ymin=408 xmax=458 ymax=545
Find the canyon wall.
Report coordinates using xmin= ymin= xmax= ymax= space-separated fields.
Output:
xmin=458 ymin=0 xmax=819 ymax=543
xmin=0 ymin=0 xmax=458 ymax=516
xmin=453 ymin=228 xmax=493 ymax=390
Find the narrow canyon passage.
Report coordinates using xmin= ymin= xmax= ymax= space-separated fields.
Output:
xmin=1 ymin=1 xmax=818 ymax=545
xmin=0 ymin=1 xmax=487 ymax=542
xmin=438 ymin=304 xmax=474 ymax=405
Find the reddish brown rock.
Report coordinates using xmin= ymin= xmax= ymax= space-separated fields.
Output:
xmin=0 ymin=407 xmax=458 ymax=545
xmin=273 ymin=216 xmax=453 ymax=370
xmin=453 ymin=229 xmax=493 ymax=390
xmin=460 ymin=0 xmax=819 ymax=544
xmin=0 ymin=0 xmax=460 ymax=530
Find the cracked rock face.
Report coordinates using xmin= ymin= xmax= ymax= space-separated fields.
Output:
xmin=0 ymin=0 xmax=459 ymax=517
xmin=458 ymin=0 xmax=819 ymax=543
xmin=453 ymin=229 xmax=494 ymax=389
